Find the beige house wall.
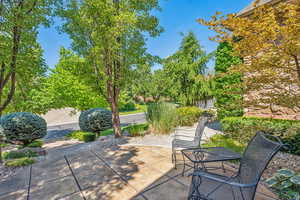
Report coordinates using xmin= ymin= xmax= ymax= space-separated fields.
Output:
xmin=239 ymin=0 xmax=300 ymax=120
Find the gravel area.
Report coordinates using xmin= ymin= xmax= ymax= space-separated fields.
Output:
xmin=263 ymin=152 xmax=300 ymax=180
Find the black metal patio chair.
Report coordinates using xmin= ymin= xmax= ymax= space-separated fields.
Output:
xmin=188 ymin=131 xmax=285 ymax=200
xmin=172 ymin=117 xmax=209 ymax=168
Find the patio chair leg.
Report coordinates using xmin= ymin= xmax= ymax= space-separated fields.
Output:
xmin=182 ymin=152 xmax=186 ymax=176
xmin=173 ymin=150 xmax=177 ymax=169
xmin=221 ymin=161 xmax=226 ymax=173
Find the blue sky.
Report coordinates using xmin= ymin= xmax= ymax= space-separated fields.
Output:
xmin=38 ymin=0 xmax=253 ymax=71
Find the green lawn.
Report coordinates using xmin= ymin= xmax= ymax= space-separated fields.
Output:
xmin=119 ymin=104 xmax=147 ymax=115
xmin=100 ymin=126 xmax=129 ymax=136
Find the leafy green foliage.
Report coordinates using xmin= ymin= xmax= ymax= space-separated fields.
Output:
xmin=214 ymin=42 xmax=243 ymax=119
xmin=146 ymin=103 xmax=177 ymax=134
xmin=120 ymin=101 xmax=136 ymax=112
xmin=266 ymin=169 xmax=300 ymax=200
xmin=2 ymin=150 xmax=38 ymax=160
xmin=5 ymin=157 xmax=35 ymax=167
xmin=0 ymin=112 xmax=47 ymax=145
xmin=42 ymin=48 xmax=108 ymax=111
xmin=57 ymin=0 xmax=162 ymax=137
xmin=0 ymin=0 xmax=55 ymax=115
xmin=163 ymin=32 xmax=213 ymax=106
xmin=79 ymin=108 xmax=112 ymax=133
xmin=67 ymin=131 xmax=96 ymax=142
xmin=125 ymin=123 xmax=149 ymax=137
xmin=176 ymin=107 xmax=203 ymax=126
xmin=202 ymin=134 xmax=245 ymax=154
xmin=221 ymin=117 xmax=300 ymax=155
xmin=21 ymin=140 xmax=44 ymax=148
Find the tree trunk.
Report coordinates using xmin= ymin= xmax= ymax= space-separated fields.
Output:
xmin=111 ymin=99 xmax=121 ymax=138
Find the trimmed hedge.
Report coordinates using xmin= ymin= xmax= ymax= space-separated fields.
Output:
xmin=221 ymin=117 xmax=300 ymax=155
xmin=125 ymin=123 xmax=149 ymax=137
xmin=5 ymin=157 xmax=35 ymax=167
xmin=176 ymin=107 xmax=203 ymax=126
xmin=0 ymin=112 xmax=47 ymax=145
xmin=67 ymin=131 xmax=97 ymax=142
xmin=79 ymin=108 xmax=112 ymax=133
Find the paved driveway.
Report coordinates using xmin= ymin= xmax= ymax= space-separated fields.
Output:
xmin=45 ymin=113 xmax=146 ymax=140
xmin=0 ymin=144 xmax=277 ymax=200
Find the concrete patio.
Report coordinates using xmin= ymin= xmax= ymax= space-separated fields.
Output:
xmin=0 ymin=145 xmax=278 ymax=200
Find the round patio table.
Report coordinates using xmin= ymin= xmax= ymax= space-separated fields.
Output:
xmin=181 ymin=147 xmax=242 ymax=176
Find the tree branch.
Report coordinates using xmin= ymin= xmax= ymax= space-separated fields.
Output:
xmin=292 ymin=55 xmax=300 ymax=82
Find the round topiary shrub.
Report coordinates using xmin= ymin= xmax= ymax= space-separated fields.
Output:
xmin=0 ymin=112 xmax=47 ymax=145
xmin=79 ymin=108 xmax=112 ymax=133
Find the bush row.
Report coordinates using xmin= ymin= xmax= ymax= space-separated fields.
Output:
xmin=146 ymin=103 xmax=213 ymax=134
xmin=221 ymin=117 xmax=300 ymax=155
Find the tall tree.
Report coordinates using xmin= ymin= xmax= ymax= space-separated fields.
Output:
xmin=164 ymin=32 xmax=212 ymax=106
xmin=43 ymin=48 xmax=108 ymax=111
xmin=214 ymin=42 xmax=243 ymax=119
xmin=199 ymin=0 xmax=300 ymax=114
xmin=0 ymin=0 xmax=54 ymax=115
xmin=57 ymin=0 xmax=162 ymax=137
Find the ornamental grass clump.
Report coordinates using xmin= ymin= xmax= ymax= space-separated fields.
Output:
xmin=0 ymin=112 xmax=47 ymax=145
xmin=146 ymin=103 xmax=177 ymax=134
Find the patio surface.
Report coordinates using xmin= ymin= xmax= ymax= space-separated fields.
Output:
xmin=0 ymin=145 xmax=278 ymax=200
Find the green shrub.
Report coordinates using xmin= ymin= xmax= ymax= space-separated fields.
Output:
xmin=79 ymin=108 xmax=112 ymax=133
xmin=21 ymin=140 xmax=43 ymax=148
xmin=202 ymin=134 xmax=245 ymax=154
xmin=120 ymin=101 xmax=136 ymax=112
xmin=5 ymin=157 xmax=35 ymax=167
xmin=221 ymin=117 xmax=300 ymax=155
xmin=176 ymin=107 xmax=203 ymax=126
xmin=2 ymin=150 xmax=38 ymax=160
xmin=146 ymin=103 xmax=177 ymax=134
xmin=67 ymin=131 xmax=97 ymax=142
xmin=266 ymin=169 xmax=300 ymax=200
xmin=82 ymin=132 xmax=96 ymax=142
xmin=0 ymin=112 xmax=47 ymax=145
xmin=125 ymin=124 xmax=149 ymax=137
xmin=214 ymin=42 xmax=244 ymax=120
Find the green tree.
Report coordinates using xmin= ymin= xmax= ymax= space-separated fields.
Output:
xmin=148 ymin=69 xmax=171 ymax=102
xmin=57 ymin=0 xmax=162 ymax=137
xmin=164 ymin=32 xmax=212 ymax=106
xmin=43 ymin=48 xmax=108 ymax=111
xmin=193 ymin=74 xmax=215 ymax=108
xmin=0 ymin=0 xmax=54 ymax=115
xmin=132 ymin=64 xmax=153 ymax=103
xmin=214 ymin=42 xmax=243 ymax=119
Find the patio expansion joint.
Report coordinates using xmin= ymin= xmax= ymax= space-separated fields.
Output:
xmin=90 ymin=150 xmax=149 ymax=200
xmin=64 ymin=155 xmax=86 ymax=200
xmin=26 ymin=165 xmax=32 ymax=200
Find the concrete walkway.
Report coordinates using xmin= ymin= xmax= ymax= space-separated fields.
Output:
xmin=0 ymin=141 xmax=277 ymax=200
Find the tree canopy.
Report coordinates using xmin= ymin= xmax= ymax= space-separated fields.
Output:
xmin=199 ymin=0 xmax=300 ymax=113
xmin=57 ymin=0 xmax=162 ymax=137
xmin=163 ymin=32 xmax=213 ymax=106
xmin=0 ymin=0 xmax=54 ymax=115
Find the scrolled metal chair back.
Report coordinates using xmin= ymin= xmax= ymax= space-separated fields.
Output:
xmin=194 ymin=116 xmax=209 ymax=146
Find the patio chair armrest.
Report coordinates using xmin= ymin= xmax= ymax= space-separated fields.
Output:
xmin=191 ymin=171 xmax=257 ymax=188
